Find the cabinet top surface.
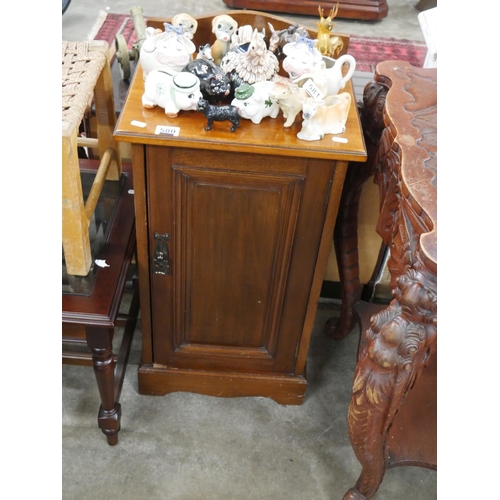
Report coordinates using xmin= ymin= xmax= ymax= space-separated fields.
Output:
xmin=114 ymin=64 xmax=367 ymax=162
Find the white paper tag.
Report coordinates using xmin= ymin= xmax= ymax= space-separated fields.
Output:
xmin=155 ymin=125 xmax=181 ymax=136
xmin=303 ymin=79 xmax=325 ymax=101
xmin=131 ymin=120 xmax=147 ymax=128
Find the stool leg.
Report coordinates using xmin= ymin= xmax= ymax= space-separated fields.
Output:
xmin=86 ymin=326 xmax=121 ymax=445
xmin=62 ymin=122 xmax=92 ymax=276
xmin=91 ymin=41 xmax=122 ymax=181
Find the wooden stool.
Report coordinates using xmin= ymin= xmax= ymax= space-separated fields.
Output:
xmin=62 ymin=40 xmax=122 ymax=276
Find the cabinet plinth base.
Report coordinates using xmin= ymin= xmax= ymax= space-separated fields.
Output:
xmin=137 ymin=365 xmax=307 ymax=405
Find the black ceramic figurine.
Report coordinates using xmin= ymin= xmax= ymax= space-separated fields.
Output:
xmin=197 ymin=99 xmax=240 ymax=132
xmin=182 ymin=59 xmax=232 ymax=103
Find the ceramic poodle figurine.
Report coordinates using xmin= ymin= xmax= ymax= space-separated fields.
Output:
xmin=197 ymin=99 xmax=240 ymax=132
xmin=211 ymin=14 xmax=238 ymax=66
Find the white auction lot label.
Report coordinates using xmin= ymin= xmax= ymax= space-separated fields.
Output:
xmin=155 ymin=125 xmax=181 ymax=136
xmin=303 ymin=79 xmax=325 ymax=101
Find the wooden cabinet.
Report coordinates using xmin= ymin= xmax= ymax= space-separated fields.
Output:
xmin=140 ymin=147 xmax=337 ymax=403
xmin=222 ymin=0 xmax=389 ymax=21
xmin=113 ymin=12 xmax=366 ymax=405
xmin=147 ymin=147 xmax=332 ymax=374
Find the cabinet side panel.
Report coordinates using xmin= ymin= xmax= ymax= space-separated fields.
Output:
xmin=131 ymin=144 xmax=153 ymax=364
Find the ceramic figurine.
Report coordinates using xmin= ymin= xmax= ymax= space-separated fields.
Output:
xmin=211 ymin=14 xmax=238 ymax=66
xmin=182 ymin=59 xmax=232 ymax=102
xmin=140 ymin=23 xmax=196 ymax=79
xmin=230 ymin=24 xmax=256 ymax=47
xmin=220 ymin=28 xmax=279 ymax=87
xmin=197 ymin=99 xmax=240 ymax=132
xmin=268 ymin=76 xmax=309 ymax=128
xmin=267 ymin=23 xmax=310 ymax=59
xmin=282 ymin=37 xmax=355 ymax=97
xmin=196 ymin=44 xmax=213 ymax=61
xmin=142 ymin=70 xmax=202 ymax=117
xmin=297 ymin=93 xmax=351 ymax=141
xmin=231 ymin=82 xmax=280 ymax=124
xmin=171 ymin=12 xmax=198 ymax=40
xmin=315 ymin=4 xmax=344 ymax=58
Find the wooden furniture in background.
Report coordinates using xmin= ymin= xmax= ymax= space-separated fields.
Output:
xmin=62 ymin=40 xmax=122 ymax=276
xmin=113 ymin=11 xmax=366 ymax=405
xmin=330 ymin=61 xmax=437 ymax=499
xmin=323 ymin=75 xmax=387 ymax=340
xmin=222 ymin=0 xmax=389 ymax=21
xmin=62 ymin=161 xmax=139 ymax=445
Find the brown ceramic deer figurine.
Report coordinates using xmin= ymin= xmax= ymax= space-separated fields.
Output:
xmin=315 ymin=4 xmax=344 ymax=58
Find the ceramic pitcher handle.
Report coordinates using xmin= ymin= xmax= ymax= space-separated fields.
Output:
xmin=339 ymin=54 xmax=356 ymax=88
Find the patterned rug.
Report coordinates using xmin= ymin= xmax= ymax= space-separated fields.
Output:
xmin=88 ymin=11 xmax=427 ymax=74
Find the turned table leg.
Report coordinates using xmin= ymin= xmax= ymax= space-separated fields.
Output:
xmin=86 ymin=327 xmax=121 ymax=445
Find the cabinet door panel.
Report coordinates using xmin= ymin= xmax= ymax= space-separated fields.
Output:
xmin=174 ymin=166 xmax=303 ymax=357
xmin=147 ymin=146 xmax=334 ymax=374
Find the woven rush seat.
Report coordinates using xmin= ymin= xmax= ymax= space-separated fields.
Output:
xmin=62 ymin=40 xmax=122 ymax=276
xmin=62 ymin=41 xmax=107 ymax=130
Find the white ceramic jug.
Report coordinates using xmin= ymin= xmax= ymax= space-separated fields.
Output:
xmin=321 ymin=54 xmax=356 ymax=96
xmin=282 ymin=39 xmax=356 ymax=97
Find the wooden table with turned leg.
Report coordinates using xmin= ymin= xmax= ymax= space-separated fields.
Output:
xmin=62 ymin=162 xmax=139 ymax=445
xmin=327 ymin=61 xmax=437 ymax=499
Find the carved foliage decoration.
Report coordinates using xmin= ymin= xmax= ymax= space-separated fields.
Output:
xmin=344 ymin=63 xmax=437 ymax=500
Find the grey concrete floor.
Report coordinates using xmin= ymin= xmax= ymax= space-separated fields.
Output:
xmin=63 ymin=301 xmax=437 ymax=500
xmin=62 ymin=2 xmax=437 ymax=499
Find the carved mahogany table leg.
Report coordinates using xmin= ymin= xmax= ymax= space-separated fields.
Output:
xmin=344 ymin=276 xmax=437 ymax=499
xmin=86 ymin=327 xmax=121 ymax=446
xmin=342 ymin=62 xmax=437 ymax=499
xmin=325 ymin=80 xmax=390 ymax=340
